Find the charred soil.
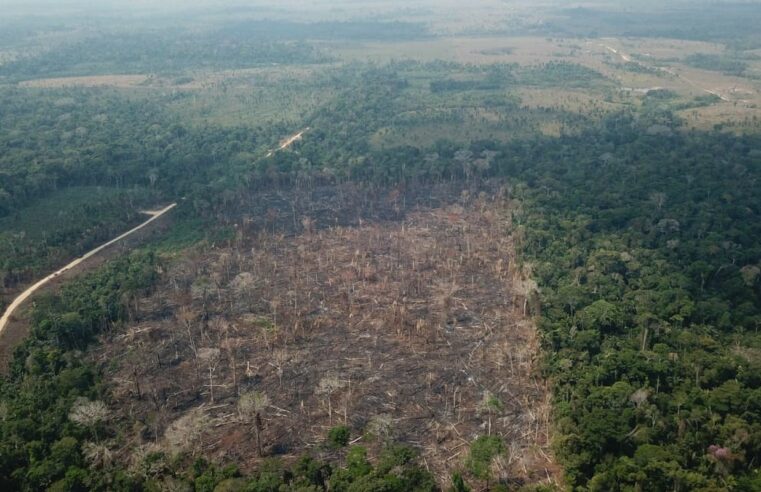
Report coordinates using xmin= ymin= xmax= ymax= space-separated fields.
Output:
xmin=91 ymin=183 xmax=556 ymax=487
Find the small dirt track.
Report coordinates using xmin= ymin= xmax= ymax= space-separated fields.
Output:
xmin=0 ymin=203 xmax=177 ymax=337
xmin=265 ymin=128 xmax=309 ymax=157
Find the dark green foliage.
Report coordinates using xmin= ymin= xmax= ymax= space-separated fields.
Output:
xmin=327 ymin=445 xmax=436 ymax=492
xmin=0 ymin=35 xmax=330 ymax=81
xmin=0 ymin=252 xmax=158 ymax=490
xmin=0 ymin=187 xmax=153 ymax=288
xmin=684 ymin=53 xmax=748 ymax=76
xmin=191 ymin=460 xmax=241 ymax=492
xmin=620 ymin=61 xmax=662 ymax=75
xmin=291 ymin=456 xmax=332 ymax=490
xmin=0 ymin=20 xmax=428 ymax=81
xmin=327 ymin=426 xmax=351 ymax=448
xmin=465 ymin=436 xmax=504 ymax=481
xmin=0 ymin=83 xmax=294 ymax=296
xmin=448 ymin=473 xmax=470 ymax=492
xmin=430 ymin=78 xmax=500 ymax=93
xmin=519 ymin=61 xmax=609 ymax=89
xmin=504 ymin=113 xmax=761 ymax=489
xmin=429 ymin=66 xmax=513 ymax=93
xmin=0 ymin=87 xmax=275 ymax=216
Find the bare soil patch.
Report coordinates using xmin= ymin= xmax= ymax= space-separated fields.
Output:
xmin=92 ymin=184 xmax=556 ymax=487
xmin=19 ymin=74 xmax=151 ymax=88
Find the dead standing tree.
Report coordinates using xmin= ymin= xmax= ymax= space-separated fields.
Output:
xmin=198 ymin=347 xmax=222 ymax=403
xmin=317 ymin=375 xmax=345 ymax=424
xmin=238 ymin=391 xmax=270 ymax=457
xmin=164 ymin=408 xmax=210 ymax=457
xmin=220 ymin=322 xmax=241 ymax=396
xmin=69 ymin=398 xmax=110 ymax=442
xmin=176 ymin=306 xmax=202 ymax=390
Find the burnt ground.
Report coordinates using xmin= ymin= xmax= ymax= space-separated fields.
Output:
xmin=91 ymin=183 xmax=557 ymax=487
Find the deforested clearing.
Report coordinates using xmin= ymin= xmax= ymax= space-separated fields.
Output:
xmin=91 ymin=184 xmax=556 ymax=486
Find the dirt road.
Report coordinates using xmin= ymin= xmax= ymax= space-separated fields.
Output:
xmin=605 ymin=45 xmax=631 ymax=63
xmin=602 ymin=43 xmax=732 ymax=102
xmin=0 ymin=203 xmax=177 ymax=336
xmin=265 ymin=127 xmax=310 ymax=157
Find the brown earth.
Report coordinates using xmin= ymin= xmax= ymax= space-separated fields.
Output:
xmin=92 ymin=183 xmax=557 ymax=487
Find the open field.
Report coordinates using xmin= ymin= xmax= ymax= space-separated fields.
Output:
xmin=19 ymin=74 xmax=151 ymax=88
xmin=16 ymin=66 xmax=328 ymax=90
xmin=326 ymin=36 xmax=581 ymax=65
xmin=91 ymin=184 xmax=557 ymax=487
xmin=328 ymin=35 xmax=761 ymax=132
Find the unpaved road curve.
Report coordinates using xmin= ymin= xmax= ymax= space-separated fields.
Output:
xmin=0 ymin=203 xmax=177 ymax=336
